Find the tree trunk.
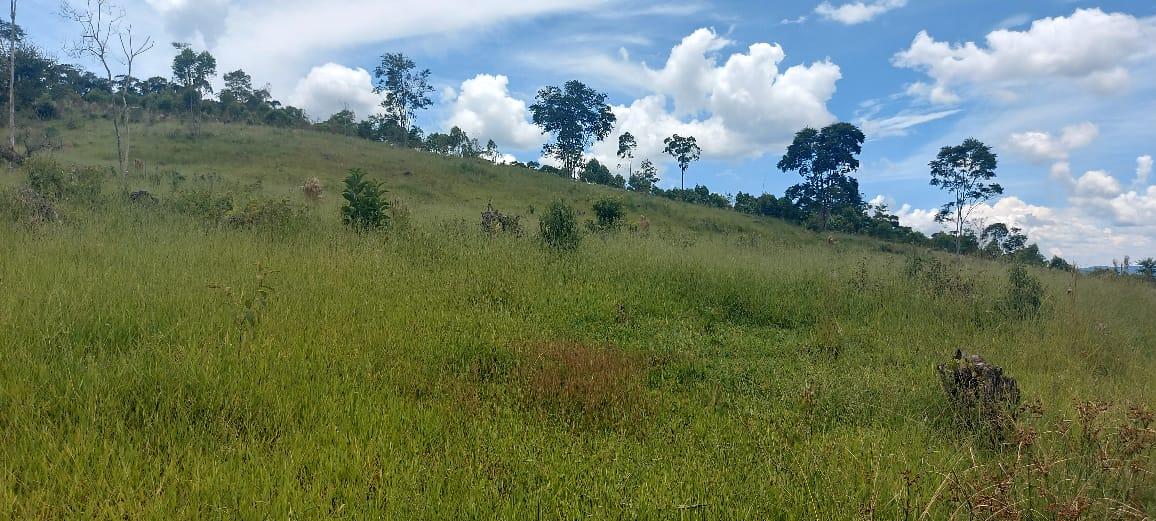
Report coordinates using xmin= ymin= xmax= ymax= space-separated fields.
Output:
xmin=7 ymin=0 xmax=16 ymax=152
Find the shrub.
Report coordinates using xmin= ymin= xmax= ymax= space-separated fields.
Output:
xmin=481 ymin=203 xmax=523 ymax=236
xmin=1 ymin=187 xmax=60 ymax=226
xmin=340 ymin=168 xmax=389 ymax=230
xmin=168 ymin=188 xmax=234 ymax=222
xmin=224 ymin=198 xmax=306 ymax=231
xmin=1004 ymin=264 xmax=1044 ymax=318
xmin=34 ymin=99 xmax=58 ymax=120
xmin=24 ymin=157 xmax=108 ymax=203
xmin=539 ymin=200 xmax=580 ymax=251
xmin=588 ymin=197 xmax=626 ymax=232
xmin=302 ymin=177 xmax=323 ymax=202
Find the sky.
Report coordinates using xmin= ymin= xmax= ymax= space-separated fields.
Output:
xmin=21 ymin=0 xmax=1156 ymax=265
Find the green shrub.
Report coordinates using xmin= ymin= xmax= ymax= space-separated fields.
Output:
xmin=225 ymin=198 xmax=306 ymax=231
xmin=1 ymin=187 xmax=60 ymax=226
xmin=168 ymin=188 xmax=234 ymax=222
xmin=24 ymin=157 xmax=109 ymax=203
xmin=539 ymin=201 xmax=581 ymax=251
xmin=1004 ymin=264 xmax=1044 ymax=318
xmin=340 ymin=169 xmax=389 ymax=230
xmin=589 ymin=197 xmax=626 ymax=232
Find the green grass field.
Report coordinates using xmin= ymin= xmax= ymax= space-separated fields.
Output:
xmin=1 ymin=121 xmax=1154 ymax=519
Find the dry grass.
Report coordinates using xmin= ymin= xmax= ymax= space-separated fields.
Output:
xmin=515 ymin=341 xmax=649 ymax=430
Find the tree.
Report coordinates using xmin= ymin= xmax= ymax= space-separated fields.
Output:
xmin=1137 ymin=258 xmax=1156 ymax=282
xmin=628 ymin=159 xmax=659 ymax=193
xmin=529 ymin=80 xmax=616 ymax=179
xmin=617 ymin=131 xmax=637 ymax=177
xmin=62 ymin=0 xmax=153 ymax=176
xmin=372 ymin=53 xmax=432 ymax=146
xmin=7 ymin=0 xmax=16 ymax=152
xmin=929 ymin=138 xmax=1003 ymax=256
xmin=484 ymin=139 xmax=501 ymax=163
xmin=663 ymin=134 xmax=701 ymax=191
xmin=777 ymin=123 xmax=866 ymax=231
xmin=170 ymin=43 xmax=215 ymax=97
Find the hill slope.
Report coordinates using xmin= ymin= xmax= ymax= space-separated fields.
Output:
xmin=1 ymin=122 xmax=1154 ymax=518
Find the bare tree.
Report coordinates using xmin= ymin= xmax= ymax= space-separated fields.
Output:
xmin=8 ymin=0 xmax=16 ymax=152
xmin=61 ymin=0 xmax=152 ymax=177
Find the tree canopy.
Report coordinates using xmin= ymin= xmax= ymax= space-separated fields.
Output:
xmin=529 ymin=80 xmax=616 ymax=179
xmin=929 ymin=138 xmax=1003 ymax=255
xmin=777 ymin=123 xmax=865 ymax=230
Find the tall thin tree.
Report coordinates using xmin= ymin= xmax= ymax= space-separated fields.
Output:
xmin=62 ymin=0 xmax=151 ymax=177
xmin=7 ymin=0 xmax=16 ymax=152
xmin=929 ymin=138 xmax=1003 ymax=256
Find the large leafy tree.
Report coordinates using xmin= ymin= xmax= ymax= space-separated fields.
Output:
xmin=929 ymin=138 xmax=1003 ymax=255
xmin=529 ymin=80 xmax=616 ymax=179
xmin=777 ymin=122 xmax=866 ymax=231
xmin=171 ymin=43 xmax=215 ymax=96
xmin=663 ymin=134 xmax=701 ymax=190
xmin=372 ymin=53 xmax=433 ymax=145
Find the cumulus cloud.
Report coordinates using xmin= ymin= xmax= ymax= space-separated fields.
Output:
xmin=815 ymin=0 xmax=906 ymax=25
xmin=894 ymin=196 xmax=1151 ymax=265
xmin=1006 ymin=122 xmax=1099 ymax=163
xmin=145 ymin=0 xmax=232 ymax=47
xmin=445 ymin=74 xmax=543 ymax=151
xmin=288 ymin=63 xmax=383 ymax=121
xmin=893 ymin=9 xmax=1156 ymax=104
xmin=579 ymin=28 xmax=841 ymax=171
xmin=1137 ymin=155 xmax=1153 ymax=186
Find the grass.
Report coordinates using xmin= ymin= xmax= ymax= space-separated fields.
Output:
xmin=0 ymin=120 xmax=1153 ymax=519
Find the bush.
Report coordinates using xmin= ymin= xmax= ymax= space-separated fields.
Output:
xmin=24 ymin=157 xmax=108 ymax=203
xmin=34 ymin=99 xmax=58 ymax=120
xmin=539 ymin=201 xmax=580 ymax=251
xmin=1 ymin=187 xmax=60 ymax=226
xmin=588 ymin=197 xmax=626 ymax=232
xmin=168 ymin=188 xmax=234 ymax=222
xmin=224 ymin=198 xmax=306 ymax=231
xmin=340 ymin=169 xmax=389 ymax=230
xmin=481 ymin=203 xmax=523 ymax=236
xmin=1004 ymin=264 xmax=1044 ymax=318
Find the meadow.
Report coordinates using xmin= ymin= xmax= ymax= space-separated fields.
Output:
xmin=1 ymin=122 xmax=1153 ymax=519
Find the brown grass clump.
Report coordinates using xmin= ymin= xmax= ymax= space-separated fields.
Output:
xmin=515 ymin=341 xmax=648 ymax=430
xmin=302 ymin=177 xmax=323 ymax=202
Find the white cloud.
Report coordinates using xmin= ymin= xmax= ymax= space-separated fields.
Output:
xmin=894 ymin=8 xmax=1156 ymax=104
xmin=858 ymin=109 xmax=960 ymax=139
xmin=814 ymin=0 xmax=906 ymax=25
xmin=445 ymin=74 xmax=543 ymax=151
xmin=578 ymin=28 xmax=841 ymax=170
xmin=135 ymin=0 xmax=607 ymax=105
xmin=894 ymin=196 xmax=1152 ymax=265
xmin=1137 ymin=155 xmax=1153 ymax=186
xmin=288 ymin=63 xmax=384 ymax=120
xmin=1006 ymin=122 xmax=1099 ymax=163
xmin=145 ymin=0 xmax=232 ymax=47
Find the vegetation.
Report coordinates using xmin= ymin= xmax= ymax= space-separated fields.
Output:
xmin=0 ymin=121 xmax=1153 ymax=519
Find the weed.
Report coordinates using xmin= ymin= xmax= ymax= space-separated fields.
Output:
xmin=209 ymin=263 xmax=276 ymax=345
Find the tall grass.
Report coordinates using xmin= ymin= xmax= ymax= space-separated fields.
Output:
xmin=0 ymin=122 xmax=1152 ymax=518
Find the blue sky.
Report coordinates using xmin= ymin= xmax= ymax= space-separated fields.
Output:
xmin=24 ymin=0 xmax=1156 ymax=264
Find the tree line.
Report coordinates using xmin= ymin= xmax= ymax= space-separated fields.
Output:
xmin=0 ymin=10 xmax=1098 ymax=268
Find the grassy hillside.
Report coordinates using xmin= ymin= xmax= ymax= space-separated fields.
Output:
xmin=1 ymin=122 xmax=1154 ymax=519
